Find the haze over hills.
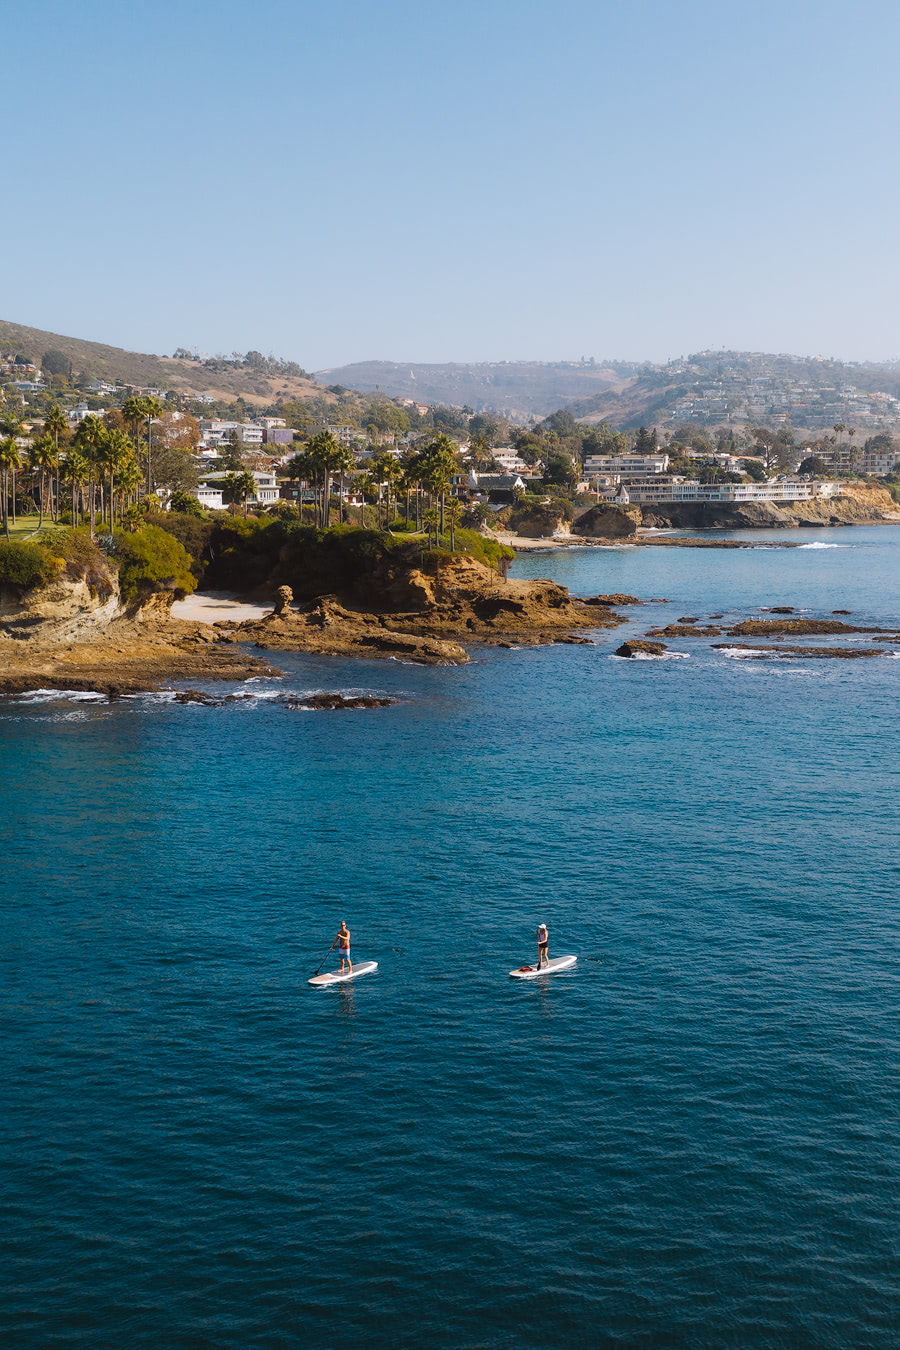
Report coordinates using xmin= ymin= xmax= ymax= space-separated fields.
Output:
xmin=5 ymin=316 xmax=900 ymax=437
xmin=318 ymin=352 xmax=900 ymax=434
xmin=0 ymin=319 xmax=326 ymax=407
xmin=313 ymin=359 xmax=637 ymax=422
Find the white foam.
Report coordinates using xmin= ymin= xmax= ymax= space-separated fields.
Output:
xmin=12 ymin=688 xmax=108 ymax=703
xmin=719 ymin=647 xmax=769 ymax=659
xmin=797 ymin=541 xmax=845 ymax=549
xmin=611 ymin=651 xmax=689 ymax=661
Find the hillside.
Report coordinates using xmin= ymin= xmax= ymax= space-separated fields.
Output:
xmin=317 ymin=351 xmax=900 ymax=434
xmin=314 ymin=359 xmax=634 ymax=420
xmin=0 ymin=319 xmax=329 ymax=408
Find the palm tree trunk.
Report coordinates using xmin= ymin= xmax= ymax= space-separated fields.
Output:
xmin=440 ymin=492 xmax=445 ymax=536
xmin=38 ymin=471 xmax=45 ymax=530
xmin=2 ymin=469 xmax=8 ymax=539
xmin=11 ymin=469 xmax=16 ymax=525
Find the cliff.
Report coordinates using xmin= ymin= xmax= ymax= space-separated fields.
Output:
xmin=639 ymin=483 xmax=900 ymax=530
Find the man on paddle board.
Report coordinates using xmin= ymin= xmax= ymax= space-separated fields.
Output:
xmin=336 ymin=921 xmax=352 ymax=974
xmin=536 ymin=923 xmax=549 ymax=970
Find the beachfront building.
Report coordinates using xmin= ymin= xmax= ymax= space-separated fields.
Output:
xmin=626 ymin=479 xmax=839 ymax=505
xmin=582 ymin=454 xmax=670 ymax=479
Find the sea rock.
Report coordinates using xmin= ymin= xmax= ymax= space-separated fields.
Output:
xmin=727 ymin=619 xmax=888 ymax=637
xmin=571 ymin=504 xmax=640 ymax=539
xmin=615 ymin=640 xmax=667 ymax=657
xmin=713 ymin=644 xmax=884 ymax=659
xmin=273 ymin=585 xmax=293 ymax=616
xmin=583 ymin=593 xmax=645 ymax=606
xmin=678 ymin=616 xmax=698 ymax=623
xmin=647 ymin=625 xmax=722 ymax=637
xmin=286 ymin=694 xmax=394 ymax=710
xmin=771 ymin=606 xmax=795 ymax=614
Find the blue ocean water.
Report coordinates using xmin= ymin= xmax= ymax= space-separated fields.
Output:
xmin=3 ymin=526 xmax=900 ymax=1349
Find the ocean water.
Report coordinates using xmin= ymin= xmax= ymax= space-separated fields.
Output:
xmin=3 ymin=526 xmax=900 ymax=1349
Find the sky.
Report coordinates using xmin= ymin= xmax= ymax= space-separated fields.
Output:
xmin=4 ymin=0 xmax=900 ymax=369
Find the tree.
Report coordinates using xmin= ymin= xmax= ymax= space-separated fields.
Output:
xmin=634 ymin=425 xmax=658 ymax=455
xmin=61 ymin=448 xmax=88 ymax=526
xmin=168 ymin=490 xmax=205 ymax=517
xmin=541 ymin=450 xmax=577 ymax=491
xmin=72 ymin=414 xmax=109 ymax=538
xmin=221 ymin=429 xmax=245 ymax=471
xmin=41 ymin=349 xmax=73 ymax=379
xmin=445 ymin=496 xmax=463 ymax=552
xmin=223 ymin=470 xmax=257 ymax=516
xmin=97 ymin=428 xmax=134 ymax=527
xmin=0 ymin=437 xmax=22 ymax=539
xmin=833 ymin=422 xmax=845 ymax=441
xmin=44 ymin=404 xmax=68 ymax=522
xmin=27 ymin=434 xmax=57 ymax=532
xmin=799 ymin=455 xmax=827 ymax=476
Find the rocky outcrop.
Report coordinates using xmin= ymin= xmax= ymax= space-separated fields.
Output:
xmin=508 ymin=505 xmax=572 ymax=538
xmin=713 ymin=644 xmax=887 ymax=659
xmin=0 ymin=570 xmax=119 ymax=643
xmin=647 ymin=624 xmax=722 ymax=637
xmin=726 ymin=618 xmax=890 ymax=637
xmin=615 ymin=639 xmax=667 ymax=657
xmin=572 ymin=504 xmax=640 ymax=538
xmin=273 ymin=584 xmax=293 ymax=615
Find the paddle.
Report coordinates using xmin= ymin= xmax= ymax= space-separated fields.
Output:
xmin=312 ymin=938 xmax=336 ymax=976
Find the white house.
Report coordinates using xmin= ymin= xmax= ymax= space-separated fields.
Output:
xmin=195 ymin=469 xmax=280 ymax=510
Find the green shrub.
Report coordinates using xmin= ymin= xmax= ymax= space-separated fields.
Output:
xmin=144 ymin=511 xmax=213 ymax=573
xmin=167 ymin=491 xmax=206 ymax=517
xmin=0 ymin=541 xmax=56 ymax=590
xmin=112 ymin=524 xmax=196 ymax=600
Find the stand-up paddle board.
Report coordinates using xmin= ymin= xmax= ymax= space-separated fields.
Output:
xmin=509 ymin=955 xmax=577 ymax=979
xmin=309 ymin=960 xmax=378 ymax=987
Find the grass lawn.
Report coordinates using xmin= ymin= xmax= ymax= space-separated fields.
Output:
xmin=2 ymin=516 xmax=59 ymax=542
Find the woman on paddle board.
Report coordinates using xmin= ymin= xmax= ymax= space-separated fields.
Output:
xmin=537 ymin=923 xmax=549 ymax=970
xmin=336 ymin=921 xmax=352 ymax=973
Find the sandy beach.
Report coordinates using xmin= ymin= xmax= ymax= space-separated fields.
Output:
xmin=170 ymin=591 xmax=271 ymax=623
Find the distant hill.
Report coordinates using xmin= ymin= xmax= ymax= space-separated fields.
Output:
xmin=314 ymin=360 xmax=636 ymax=421
xmin=0 ymin=319 xmax=327 ymax=407
xmin=318 ymin=351 xmax=900 ymax=433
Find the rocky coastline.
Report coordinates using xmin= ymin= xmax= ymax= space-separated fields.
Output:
xmin=0 ymin=551 xmax=627 ymax=695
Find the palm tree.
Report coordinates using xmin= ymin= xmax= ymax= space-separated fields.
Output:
xmin=122 ymin=395 xmax=146 ymax=461
xmin=73 ymin=415 xmax=110 ymax=538
xmin=445 ymin=496 xmax=463 ymax=552
xmin=61 ymin=448 xmax=88 ymax=526
xmin=44 ymin=405 xmax=68 ymax=522
xmin=223 ymin=469 xmax=257 ymax=517
xmin=332 ymin=443 xmax=355 ymax=524
xmin=115 ymin=455 xmax=143 ymax=526
xmin=306 ymin=431 xmax=342 ymax=526
xmin=0 ymin=436 xmax=22 ymax=539
xmin=97 ymin=429 xmax=133 ymax=527
xmin=28 ymin=434 xmax=57 ymax=533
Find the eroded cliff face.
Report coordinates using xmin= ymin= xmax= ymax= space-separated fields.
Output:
xmin=640 ymin=483 xmax=900 ymax=530
xmin=0 ymin=571 xmax=120 ymax=642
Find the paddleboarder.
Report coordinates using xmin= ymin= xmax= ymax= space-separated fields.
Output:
xmin=537 ymin=922 xmax=549 ymax=970
xmin=336 ymin=920 xmax=352 ymax=974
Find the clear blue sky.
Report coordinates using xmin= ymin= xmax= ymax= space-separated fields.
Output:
xmin=5 ymin=0 xmax=900 ymax=369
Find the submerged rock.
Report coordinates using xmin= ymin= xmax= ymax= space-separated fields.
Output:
xmin=583 ymin=593 xmax=645 ymax=606
xmin=647 ymin=625 xmax=722 ymax=637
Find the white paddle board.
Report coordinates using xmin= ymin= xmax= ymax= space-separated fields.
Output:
xmin=509 ymin=955 xmax=577 ymax=979
xmin=309 ymin=960 xmax=378 ymax=987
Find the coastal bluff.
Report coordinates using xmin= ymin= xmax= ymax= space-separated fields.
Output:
xmin=0 ymin=534 xmax=625 ymax=693
xmin=204 ymin=552 xmax=625 ymax=662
